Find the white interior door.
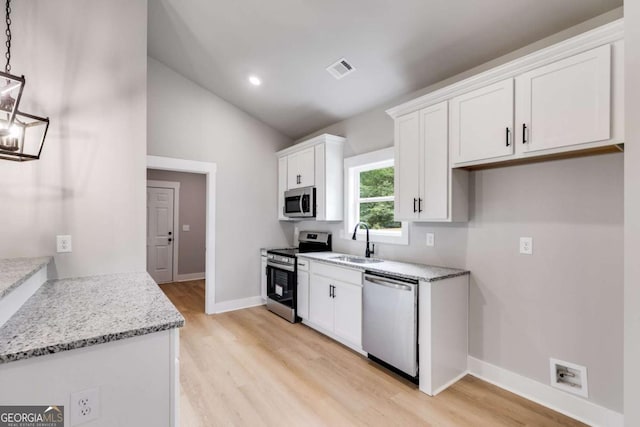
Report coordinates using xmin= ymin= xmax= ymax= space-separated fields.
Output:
xmin=147 ymin=187 xmax=175 ymax=284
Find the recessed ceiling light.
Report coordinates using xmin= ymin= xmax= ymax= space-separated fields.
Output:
xmin=248 ymin=75 xmax=262 ymax=86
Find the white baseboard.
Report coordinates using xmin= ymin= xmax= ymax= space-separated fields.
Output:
xmin=431 ymin=370 xmax=469 ymax=396
xmin=213 ymin=296 xmax=264 ymax=314
xmin=175 ymin=272 xmax=205 ymax=282
xmin=467 ymin=356 xmax=623 ymax=427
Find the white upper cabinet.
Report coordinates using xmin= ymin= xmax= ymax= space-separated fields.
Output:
xmin=287 ymin=147 xmax=315 ymax=189
xmin=420 ymin=103 xmax=451 ymax=220
xmin=394 ymin=102 xmax=468 ymax=222
xmin=387 ymin=19 xmax=624 ymax=170
xmin=450 ymin=78 xmax=515 ymax=164
xmin=515 ymin=44 xmax=611 ymax=154
xmin=395 ymin=111 xmax=421 ymax=221
xmin=277 ymin=134 xmax=345 ymax=221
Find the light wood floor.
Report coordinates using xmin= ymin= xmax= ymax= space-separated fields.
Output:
xmin=160 ymin=280 xmax=585 ymax=427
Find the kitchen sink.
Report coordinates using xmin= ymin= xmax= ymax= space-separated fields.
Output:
xmin=330 ymin=255 xmax=384 ymax=264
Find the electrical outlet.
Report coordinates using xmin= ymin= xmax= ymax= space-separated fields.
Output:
xmin=549 ymin=358 xmax=588 ymax=398
xmin=519 ymin=237 xmax=533 ymax=255
xmin=56 ymin=235 xmax=72 ymax=253
xmin=426 ymin=233 xmax=435 ymax=247
xmin=182 ymin=224 xmax=190 ymax=232
xmin=70 ymin=388 xmax=100 ymax=425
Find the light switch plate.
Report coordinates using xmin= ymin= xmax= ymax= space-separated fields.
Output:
xmin=426 ymin=233 xmax=435 ymax=247
xmin=182 ymin=224 xmax=190 ymax=232
xmin=56 ymin=235 xmax=72 ymax=253
xmin=519 ymin=237 xmax=533 ymax=255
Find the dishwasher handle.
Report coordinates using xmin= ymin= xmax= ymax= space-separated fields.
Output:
xmin=364 ymin=275 xmax=413 ymax=291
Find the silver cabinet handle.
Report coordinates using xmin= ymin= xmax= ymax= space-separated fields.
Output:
xmin=364 ymin=275 xmax=413 ymax=291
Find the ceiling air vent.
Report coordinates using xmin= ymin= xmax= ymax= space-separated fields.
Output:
xmin=326 ymin=58 xmax=355 ymax=80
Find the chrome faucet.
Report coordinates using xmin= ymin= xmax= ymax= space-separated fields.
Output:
xmin=352 ymin=222 xmax=375 ymax=258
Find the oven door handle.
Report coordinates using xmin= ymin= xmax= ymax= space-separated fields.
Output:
xmin=267 ymin=261 xmax=295 ymax=272
xmin=299 ymin=195 xmax=304 ymax=214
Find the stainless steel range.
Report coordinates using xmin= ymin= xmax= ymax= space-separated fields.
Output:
xmin=266 ymin=231 xmax=331 ymax=322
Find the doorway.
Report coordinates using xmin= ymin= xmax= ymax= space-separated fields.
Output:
xmin=147 ymin=155 xmax=217 ymax=314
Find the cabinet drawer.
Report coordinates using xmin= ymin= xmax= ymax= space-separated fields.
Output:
xmin=311 ymin=261 xmax=362 ymax=285
xmin=297 ymin=259 xmax=309 ymax=272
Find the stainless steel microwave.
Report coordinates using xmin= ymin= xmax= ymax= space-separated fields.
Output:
xmin=283 ymin=186 xmax=316 ymax=218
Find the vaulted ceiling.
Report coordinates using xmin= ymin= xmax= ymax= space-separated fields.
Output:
xmin=148 ymin=0 xmax=622 ymax=139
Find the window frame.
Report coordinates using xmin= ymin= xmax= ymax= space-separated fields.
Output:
xmin=344 ymin=147 xmax=409 ymax=245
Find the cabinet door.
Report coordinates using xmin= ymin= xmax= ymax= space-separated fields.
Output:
xmin=394 ymin=111 xmax=421 ymax=221
xmin=332 ymin=280 xmax=362 ymax=347
xmin=286 ymin=152 xmax=299 ymax=189
xmin=261 ymin=256 xmax=267 ymax=300
xmin=450 ymin=78 xmax=514 ymax=164
xmin=516 ymin=45 xmax=611 ymax=154
xmin=287 ymin=147 xmax=316 ymax=189
xmin=297 ymin=271 xmax=309 ymax=320
xmin=278 ymin=156 xmax=288 ymax=219
xmin=296 ymin=147 xmax=315 ymax=187
xmin=309 ymin=274 xmax=334 ymax=331
xmin=419 ymin=102 xmax=449 ymax=220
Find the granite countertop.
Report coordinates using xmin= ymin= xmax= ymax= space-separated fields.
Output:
xmin=0 ymin=257 xmax=52 ymax=300
xmin=297 ymin=252 xmax=469 ymax=282
xmin=0 ymin=272 xmax=184 ymax=364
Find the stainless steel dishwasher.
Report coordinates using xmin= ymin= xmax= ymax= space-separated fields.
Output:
xmin=363 ymin=272 xmax=419 ymax=381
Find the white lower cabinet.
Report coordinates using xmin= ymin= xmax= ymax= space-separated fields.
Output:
xmin=309 ymin=274 xmax=334 ymax=331
xmin=419 ymin=275 xmax=469 ymax=396
xmin=260 ymin=253 xmax=267 ymax=301
xmin=297 ymin=259 xmax=310 ymax=320
xmin=307 ymin=261 xmax=363 ymax=350
xmin=331 ymin=280 xmax=362 ymax=346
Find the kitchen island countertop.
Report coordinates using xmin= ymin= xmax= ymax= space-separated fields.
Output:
xmin=0 ymin=272 xmax=184 ymax=364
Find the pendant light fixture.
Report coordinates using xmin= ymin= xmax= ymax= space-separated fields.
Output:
xmin=0 ymin=0 xmax=49 ymax=162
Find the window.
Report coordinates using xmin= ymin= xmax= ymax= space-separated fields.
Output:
xmin=344 ymin=147 xmax=408 ymax=245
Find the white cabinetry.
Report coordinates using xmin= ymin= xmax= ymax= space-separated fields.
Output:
xmin=515 ymin=44 xmax=612 ymax=155
xmin=395 ymin=102 xmax=468 ymax=222
xmin=260 ymin=250 xmax=267 ymax=301
xmin=387 ymin=20 xmax=624 ymax=170
xmin=450 ymin=79 xmax=515 ymax=164
xmin=277 ymin=134 xmax=345 ymax=221
xmin=296 ymin=258 xmax=310 ymax=320
xmin=306 ymin=260 xmax=362 ymax=351
xmin=419 ymin=275 xmax=469 ymax=396
xmin=287 ymin=147 xmax=315 ymax=189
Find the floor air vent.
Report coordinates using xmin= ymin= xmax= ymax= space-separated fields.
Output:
xmin=327 ymin=58 xmax=355 ymax=80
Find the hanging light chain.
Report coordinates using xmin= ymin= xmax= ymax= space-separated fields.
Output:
xmin=4 ymin=0 xmax=10 ymax=74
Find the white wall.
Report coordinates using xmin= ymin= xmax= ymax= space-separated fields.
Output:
xmin=0 ymin=0 xmax=147 ymax=279
xmin=624 ymin=1 xmax=640 ymax=425
xmin=294 ymin=9 xmax=624 ymax=412
xmin=147 ymin=57 xmax=292 ymax=302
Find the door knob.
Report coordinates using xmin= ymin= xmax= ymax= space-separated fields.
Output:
xmin=168 ymin=238 xmax=173 ymax=243
xmin=168 ymin=231 xmax=172 ymax=235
